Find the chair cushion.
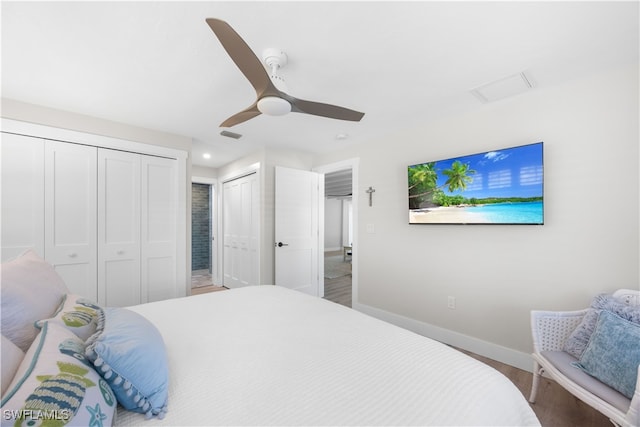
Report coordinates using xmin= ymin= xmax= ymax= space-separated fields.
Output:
xmin=541 ymin=350 xmax=631 ymax=412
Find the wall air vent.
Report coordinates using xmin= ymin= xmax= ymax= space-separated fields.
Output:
xmin=220 ymin=130 xmax=242 ymax=139
xmin=471 ymin=72 xmax=535 ymax=103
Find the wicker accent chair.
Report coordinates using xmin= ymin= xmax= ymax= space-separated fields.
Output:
xmin=529 ymin=289 xmax=640 ymax=427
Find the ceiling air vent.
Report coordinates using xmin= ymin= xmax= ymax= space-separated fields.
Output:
xmin=220 ymin=130 xmax=242 ymax=139
xmin=471 ymin=72 xmax=535 ymax=103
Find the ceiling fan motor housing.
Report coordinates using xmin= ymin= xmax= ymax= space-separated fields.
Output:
xmin=262 ymin=48 xmax=288 ymax=70
xmin=258 ymin=48 xmax=291 ymax=115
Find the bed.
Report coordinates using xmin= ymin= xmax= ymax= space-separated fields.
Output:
xmin=1 ymin=251 xmax=539 ymax=426
xmin=123 ymin=286 xmax=539 ymax=426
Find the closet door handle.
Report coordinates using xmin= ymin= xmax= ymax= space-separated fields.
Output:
xmin=116 ymin=250 xmax=125 ymax=255
xmin=68 ymin=252 xmax=77 ymax=258
xmin=276 ymin=242 xmax=289 ymax=247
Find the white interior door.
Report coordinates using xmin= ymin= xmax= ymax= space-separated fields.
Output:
xmin=1 ymin=133 xmax=45 ymax=260
xmin=98 ymin=149 xmax=141 ymax=307
xmin=222 ymin=173 xmax=259 ymax=288
xmin=45 ymin=141 xmax=98 ymax=300
xmin=141 ymin=156 xmax=178 ymax=303
xmin=275 ymin=166 xmax=321 ymax=296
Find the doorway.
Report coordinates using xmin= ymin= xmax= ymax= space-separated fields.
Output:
xmin=191 ymin=182 xmax=214 ymax=289
xmin=315 ymin=159 xmax=358 ymax=308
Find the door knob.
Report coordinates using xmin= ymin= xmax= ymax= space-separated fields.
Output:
xmin=276 ymin=242 xmax=289 ymax=247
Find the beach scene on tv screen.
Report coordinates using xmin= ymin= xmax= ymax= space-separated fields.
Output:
xmin=408 ymin=142 xmax=543 ymax=224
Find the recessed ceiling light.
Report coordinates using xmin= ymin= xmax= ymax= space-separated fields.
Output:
xmin=203 ymin=153 xmax=211 ymax=159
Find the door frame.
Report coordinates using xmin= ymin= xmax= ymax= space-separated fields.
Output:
xmin=313 ymin=158 xmax=359 ymax=303
xmin=191 ymin=176 xmax=218 ymax=286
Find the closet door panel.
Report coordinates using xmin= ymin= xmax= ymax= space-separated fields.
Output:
xmin=45 ymin=141 xmax=97 ymax=300
xmin=222 ymin=173 xmax=258 ymax=288
xmin=1 ymin=133 xmax=45 ymax=260
xmin=98 ymin=149 xmax=141 ymax=307
xmin=141 ymin=156 xmax=177 ymax=303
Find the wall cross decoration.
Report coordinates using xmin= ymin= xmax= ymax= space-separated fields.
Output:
xmin=366 ymin=186 xmax=376 ymax=207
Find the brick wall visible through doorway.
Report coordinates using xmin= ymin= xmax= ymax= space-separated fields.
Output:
xmin=192 ymin=183 xmax=211 ymax=271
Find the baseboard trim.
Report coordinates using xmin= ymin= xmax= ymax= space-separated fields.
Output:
xmin=324 ymin=247 xmax=342 ymax=253
xmin=353 ymin=301 xmax=534 ymax=373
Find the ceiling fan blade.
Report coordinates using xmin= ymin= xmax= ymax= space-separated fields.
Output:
xmin=206 ymin=18 xmax=272 ymax=96
xmin=220 ymin=103 xmax=261 ymax=127
xmin=288 ymin=97 xmax=365 ymax=122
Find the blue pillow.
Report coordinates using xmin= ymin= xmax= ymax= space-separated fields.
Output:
xmin=85 ymin=307 xmax=169 ymax=419
xmin=573 ymin=310 xmax=640 ymax=399
xmin=564 ymin=294 xmax=640 ymax=359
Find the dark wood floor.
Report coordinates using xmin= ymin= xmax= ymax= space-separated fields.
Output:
xmin=460 ymin=349 xmax=611 ymax=427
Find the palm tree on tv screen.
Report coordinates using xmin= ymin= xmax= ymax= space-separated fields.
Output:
xmin=408 ymin=161 xmax=476 ymax=209
xmin=442 ymin=161 xmax=476 ymax=192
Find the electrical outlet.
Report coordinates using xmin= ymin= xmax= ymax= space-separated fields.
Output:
xmin=447 ymin=296 xmax=456 ymax=309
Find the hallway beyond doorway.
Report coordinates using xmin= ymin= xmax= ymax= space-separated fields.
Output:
xmin=323 ymin=250 xmax=352 ymax=307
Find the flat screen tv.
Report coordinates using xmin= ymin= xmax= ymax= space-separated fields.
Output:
xmin=408 ymin=142 xmax=543 ymax=225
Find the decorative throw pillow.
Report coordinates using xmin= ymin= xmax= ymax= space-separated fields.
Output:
xmin=1 ymin=335 xmax=24 ymax=396
xmin=563 ymin=293 xmax=640 ymax=359
xmin=1 ymin=322 xmax=116 ymax=426
xmin=36 ymin=294 xmax=101 ymax=341
xmin=0 ymin=249 xmax=70 ymax=352
xmin=85 ymin=307 xmax=169 ymax=419
xmin=573 ymin=310 xmax=640 ymax=399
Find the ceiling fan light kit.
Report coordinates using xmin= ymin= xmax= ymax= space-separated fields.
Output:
xmin=206 ymin=18 xmax=364 ymax=127
xmin=257 ymin=96 xmax=291 ymax=116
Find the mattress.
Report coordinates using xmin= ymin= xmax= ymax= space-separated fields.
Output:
xmin=117 ymin=285 xmax=539 ymax=426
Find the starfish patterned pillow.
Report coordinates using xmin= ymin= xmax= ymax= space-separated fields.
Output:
xmin=1 ymin=321 xmax=116 ymax=427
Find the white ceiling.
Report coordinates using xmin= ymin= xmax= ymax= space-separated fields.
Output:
xmin=2 ymin=1 xmax=638 ymax=168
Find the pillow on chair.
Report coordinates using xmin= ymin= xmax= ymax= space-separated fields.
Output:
xmin=573 ymin=310 xmax=640 ymax=399
xmin=563 ymin=294 xmax=640 ymax=359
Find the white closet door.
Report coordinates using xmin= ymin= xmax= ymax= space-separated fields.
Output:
xmin=223 ymin=173 xmax=259 ymax=288
xmin=98 ymin=149 xmax=141 ymax=307
xmin=1 ymin=133 xmax=45 ymax=261
xmin=141 ymin=156 xmax=177 ymax=303
xmin=45 ymin=141 xmax=97 ymax=300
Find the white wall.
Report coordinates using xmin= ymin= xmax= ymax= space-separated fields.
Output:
xmin=325 ymin=198 xmax=343 ymax=251
xmin=1 ymin=99 xmax=192 ymax=152
xmin=192 ymin=165 xmax=218 ymax=179
xmin=313 ymin=63 xmax=639 ymax=368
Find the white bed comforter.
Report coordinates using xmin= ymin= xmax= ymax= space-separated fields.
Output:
xmin=117 ymin=286 xmax=539 ymax=426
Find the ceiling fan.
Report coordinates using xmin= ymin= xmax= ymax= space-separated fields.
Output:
xmin=206 ymin=18 xmax=365 ymax=128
